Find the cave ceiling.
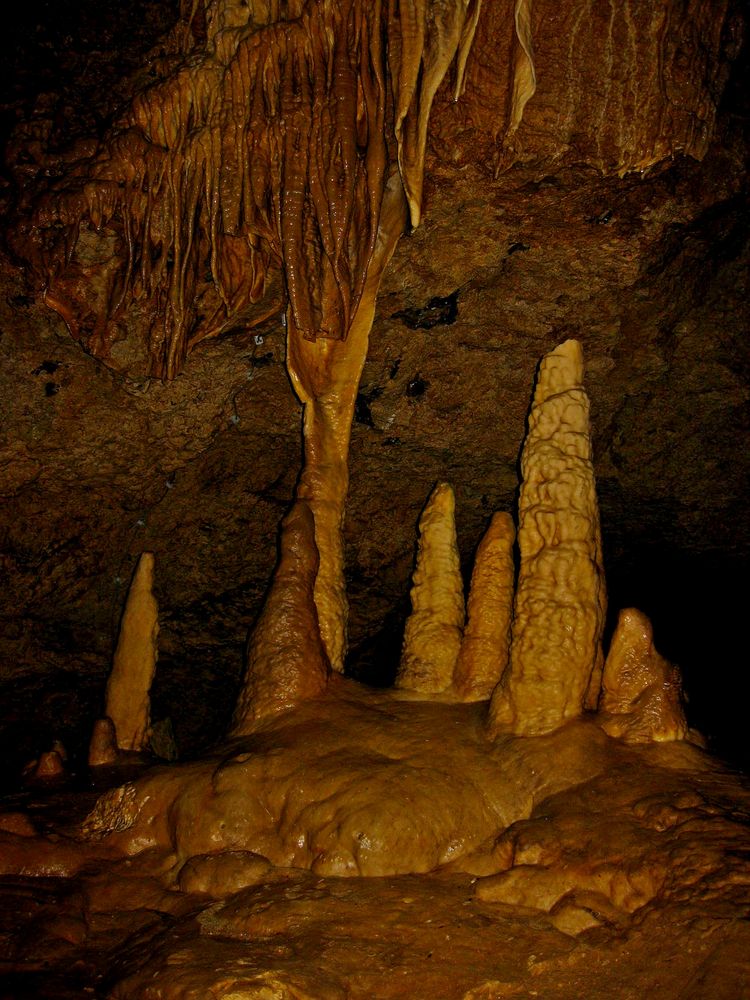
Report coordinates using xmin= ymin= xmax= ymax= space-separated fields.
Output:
xmin=0 ymin=0 xmax=748 ymax=770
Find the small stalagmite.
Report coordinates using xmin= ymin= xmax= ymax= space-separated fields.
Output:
xmin=104 ymin=552 xmax=159 ymax=751
xmin=396 ymin=482 xmax=465 ymax=694
xmin=488 ymin=339 xmax=606 ymax=736
xmin=230 ymin=501 xmax=330 ymax=734
xmin=453 ymin=511 xmax=515 ymax=701
xmin=598 ymin=608 xmax=689 ymax=744
xmin=88 ymin=717 xmax=119 ymax=767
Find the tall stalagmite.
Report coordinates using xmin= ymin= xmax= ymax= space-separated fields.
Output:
xmin=396 ymin=482 xmax=465 ymax=694
xmin=230 ymin=502 xmax=329 ymax=733
xmin=453 ymin=511 xmax=515 ymax=701
xmin=104 ymin=552 xmax=159 ymax=751
xmin=488 ymin=340 xmax=606 ymax=736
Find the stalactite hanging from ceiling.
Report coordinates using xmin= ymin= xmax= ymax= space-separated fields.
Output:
xmin=20 ymin=0 xmax=482 ymax=379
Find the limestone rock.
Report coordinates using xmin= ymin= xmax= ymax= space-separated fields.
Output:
xmin=598 ymin=608 xmax=689 ymax=744
xmin=105 ymin=552 xmax=159 ymax=751
xmin=453 ymin=511 xmax=515 ymax=701
xmin=488 ymin=340 xmax=606 ymax=736
xmin=397 ymin=482 xmax=465 ymax=694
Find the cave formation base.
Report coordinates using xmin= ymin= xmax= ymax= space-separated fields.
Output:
xmin=1 ymin=680 xmax=749 ymax=998
xmin=1 ymin=339 xmax=750 ymax=997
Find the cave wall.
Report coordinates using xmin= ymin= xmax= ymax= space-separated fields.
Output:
xmin=0 ymin=0 xmax=748 ymax=773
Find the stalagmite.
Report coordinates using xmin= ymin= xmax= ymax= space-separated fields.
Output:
xmin=104 ymin=552 xmax=159 ymax=751
xmin=230 ymin=502 xmax=330 ymax=734
xmin=453 ymin=511 xmax=515 ymax=701
xmin=88 ymin=717 xmax=119 ymax=767
xmin=598 ymin=608 xmax=688 ymax=744
xmin=396 ymin=482 xmax=465 ymax=694
xmin=488 ymin=340 xmax=606 ymax=736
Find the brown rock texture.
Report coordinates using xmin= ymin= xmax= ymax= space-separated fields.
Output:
xmin=0 ymin=20 xmax=748 ymax=1000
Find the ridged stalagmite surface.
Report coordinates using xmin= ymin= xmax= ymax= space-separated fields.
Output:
xmin=396 ymin=482 xmax=465 ymax=694
xmin=105 ymin=552 xmax=158 ymax=751
xmin=453 ymin=511 xmax=515 ymax=701
xmin=230 ymin=502 xmax=329 ymax=733
xmin=488 ymin=340 xmax=606 ymax=736
xmin=598 ymin=608 xmax=689 ymax=744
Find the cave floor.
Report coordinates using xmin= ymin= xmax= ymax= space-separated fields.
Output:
xmin=1 ymin=684 xmax=749 ymax=999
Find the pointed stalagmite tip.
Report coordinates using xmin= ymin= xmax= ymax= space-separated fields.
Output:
xmin=230 ymin=501 xmax=330 ymax=734
xmin=105 ymin=551 xmax=159 ymax=752
xmin=453 ymin=511 xmax=515 ymax=702
xmin=396 ymin=482 xmax=465 ymax=695
xmin=487 ymin=338 xmax=606 ymax=735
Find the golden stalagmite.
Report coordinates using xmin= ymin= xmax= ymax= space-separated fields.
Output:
xmin=396 ymin=482 xmax=465 ymax=694
xmin=598 ymin=608 xmax=689 ymax=744
xmin=488 ymin=340 xmax=606 ymax=736
xmin=105 ymin=552 xmax=159 ymax=751
xmin=453 ymin=511 xmax=515 ymax=701
xmin=230 ymin=502 xmax=330 ymax=734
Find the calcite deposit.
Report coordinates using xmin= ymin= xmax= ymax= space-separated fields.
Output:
xmin=396 ymin=482 xmax=465 ymax=694
xmin=489 ymin=339 xmax=606 ymax=736
xmin=102 ymin=551 xmax=159 ymax=751
xmin=0 ymin=0 xmax=748 ymax=996
xmin=453 ymin=512 xmax=515 ymax=702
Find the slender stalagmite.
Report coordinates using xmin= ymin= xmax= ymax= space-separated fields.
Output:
xmin=396 ymin=482 xmax=465 ymax=694
xmin=598 ymin=608 xmax=688 ymax=744
xmin=453 ymin=511 xmax=515 ymax=701
xmin=230 ymin=502 xmax=329 ymax=733
xmin=105 ymin=552 xmax=159 ymax=750
xmin=488 ymin=340 xmax=606 ymax=736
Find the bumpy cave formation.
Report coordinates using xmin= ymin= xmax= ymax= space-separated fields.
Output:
xmin=1 ymin=0 xmax=749 ymax=996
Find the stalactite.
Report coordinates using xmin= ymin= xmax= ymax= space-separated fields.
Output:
xmin=104 ymin=552 xmax=159 ymax=751
xmin=598 ymin=608 xmax=688 ymax=744
xmin=453 ymin=511 xmax=515 ymax=702
xmin=507 ymin=0 xmax=535 ymax=135
xmin=389 ymin=0 xmax=483 ymax=228
xmin=488 ymin=340 xmax=606 ymax=736
xmin=22 ymin=0 xmax=482 ymax=380
xmin=396 ymin=482 xmax=465 ymax=694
